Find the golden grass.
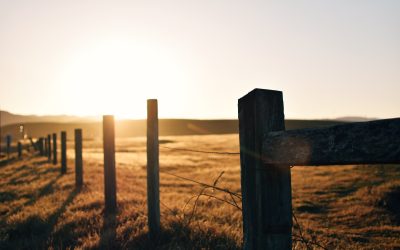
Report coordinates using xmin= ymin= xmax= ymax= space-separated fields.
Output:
xmin=1 ymin=134 xmax=399 ymax=249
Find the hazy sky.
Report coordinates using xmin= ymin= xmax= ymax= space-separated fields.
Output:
xmin=1 ymin=0 xmax=399 ymax=119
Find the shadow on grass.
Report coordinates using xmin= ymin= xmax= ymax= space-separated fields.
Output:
xmin=0 ymin=156 xmax=17 ymax=168
xmin=100 ymin=211 xmax=117 ymax=249
xmin=0 ymin=191 xmax=18 ymax=203
xmin=2 ymin=161 xmax=58 ymax=187
xmin=33 ymin=158 xmax=54 ymax=166
xmin=296 ymin=201 xmax=326 ymax=214
xmin=21 ymin=173 xmax=64 ymax=206
xmin=4 ymin=188 xmax=79 ymax=249
xmin=1 ymin=173 xmax=65 ymax=222
xmin=380 ymin=185 xmax=400 ymax=225
xmin=0 ymin=164 xmax=30 ymax=180
xmin=125 ymin=220 xmax=241 ymax=250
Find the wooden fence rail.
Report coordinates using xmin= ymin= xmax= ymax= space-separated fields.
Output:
xmin=238 ymin=88 xmax=400 ymax=250
xmin=262 ymin=118 xmax=400 ymax=166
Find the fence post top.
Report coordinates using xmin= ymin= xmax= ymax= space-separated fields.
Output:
xmin=103 ymin=115 xmax=114 ymax=120
xmin=147 ymin=99 xmax=158 ymax=103
xmin=239 ymin=88 xmax=283 ymax=102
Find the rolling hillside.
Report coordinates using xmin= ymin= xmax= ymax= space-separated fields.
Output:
xmin=0 ymin=119 xmax=348 ymax=141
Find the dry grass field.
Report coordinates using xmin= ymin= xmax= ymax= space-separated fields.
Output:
xmin=1 ymin=134 xmax=400 ymax=249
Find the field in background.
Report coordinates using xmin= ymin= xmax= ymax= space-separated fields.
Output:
xmin=0 ymin=119 xmax=346 ymax=142
xmin=1 ymin=134 xmax=400 ymax=249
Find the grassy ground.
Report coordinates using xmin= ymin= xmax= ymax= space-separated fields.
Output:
xmin=1 ymin=134 xmax=399 ymax=249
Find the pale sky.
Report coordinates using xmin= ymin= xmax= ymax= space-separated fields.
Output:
xmin=0 ymin=0 xmax=399 ymax=119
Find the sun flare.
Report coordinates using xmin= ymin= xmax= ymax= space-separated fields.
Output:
xmin=57 ymin=39 xmax=188 ymax=119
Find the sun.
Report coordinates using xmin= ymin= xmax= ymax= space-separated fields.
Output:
xmin=57 ymin=38 xmax=188 ymax=119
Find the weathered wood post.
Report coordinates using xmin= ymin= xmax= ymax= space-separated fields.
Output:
xmin=47 ymin=134 xmax=52 ymax=161
xmin=103 ymin=115 xmax=117 ymax=213
xmin=238 ymin=89 xmax=292 ymax=249
xmin=6 ymin=135 xmax=11 ymax=160
xmin=40 ymin=138 xmax=44 ymax=156
xmin=43 ymin=138 xmax=47 ymax=156
xmin=38 ymin=137 xmax=44 ymax=156
xmin=41 ymin=137 xmax=45 ymax=156
xmin=61 ymin=131 xmax=67 ymax=174
xmin=17 ymin=141 xmax=22 ymax=158
xmin=147 ymin=99 xmax=161 ymax=239
xmin=41 ymin=137 xmax=47 ymax=156
xmin=52 ymin=133 xmax=57 ymax=165
xmin=75 ymin=129 xmax=83 ymax=188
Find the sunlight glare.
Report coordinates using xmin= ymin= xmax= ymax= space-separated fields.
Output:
xmin=58 ymin=39 xmax=188 ymax=119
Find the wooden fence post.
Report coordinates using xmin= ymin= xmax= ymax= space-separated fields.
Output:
xmin=147 ymin=99 xmax=161 ymax=239
xmin=41 ymin=137 xmax=45 ymax=156
xmin=47 ymin=134 xmax=51 ymax=161
xmin=238 ymin=89 xmax=292 ymax=249
xmin=41 ymin=138 xmax=45 ymax=156
xmin=17 ymin=141 xmax=22 ymax=158
xmin=38 ymin=137 xmax=44 ymax=156
xmin=103 ymin=115 xmax=117 ymax=213
xmin=61 ymin=131 xmax=67 ymax=174
xmin=75 ymin=129 xmax=83 ymax=188
xmin=6 ymin=135 xmax=11 ymax=160
xmin=53 ymin=133 xmax=57 ymax=165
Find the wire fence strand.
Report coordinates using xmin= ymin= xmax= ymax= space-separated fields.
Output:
xmin=160 ymin=146 xmax=240 ymax=155
xmin=159 ymin=170 xmax=242 ymax=199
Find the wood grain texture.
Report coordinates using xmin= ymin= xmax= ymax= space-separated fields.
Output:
xmin=239 ymin=89 xmax=292 ymax=250
xmin=47 ymin=134 xmax=51 ymax=161
xmin=75 ymin=129 xmax=83 ymax=188
xmin=103 ymin=115 xmax=117 ymax=213
xmin=52 ymin=133 xmax=57 ymax=165
xmin=17 ymin=142 xmax=22 ymax=158
xmin=147 ymin=99 xmax=161 ymax=239
xmin=263 ymin=118 xmax=400 ymax=166
xmin=61 ymin=131 xmax=67 ymax=174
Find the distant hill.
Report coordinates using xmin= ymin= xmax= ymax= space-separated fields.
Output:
xmin=1 ymin=110 xmax=362 ymax=141
xmin=0 ymin=110 xmax=375 ymax=127
xmin=0 ymin=118 xmax=347 ymax=141
xmin=335 ymin=116 xmax=377 ymax=122
xmin=0 ymin=110 xmax=97 ymax=126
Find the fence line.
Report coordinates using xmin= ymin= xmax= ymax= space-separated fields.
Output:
xmin=7 ymin=88 xmax=398 ymax=249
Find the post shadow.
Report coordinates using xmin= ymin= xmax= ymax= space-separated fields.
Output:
xmin=6 ymin=188 xmax=79 ymax=249
xmin=100 ymin=210 xmax=117 ymax=249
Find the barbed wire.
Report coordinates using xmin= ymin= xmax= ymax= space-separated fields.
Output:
xmin=160 ymin=145 xmax=240 ymax=155
xmin=292 ymin=209 xmax=328 ymax=250
xmin=159 ymin=170 xmax=242 ymax=199
xmin=158 ymin=169 xmax=243 ymax=230
xmin=161 ymin=168 xmax=326 ymax=249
